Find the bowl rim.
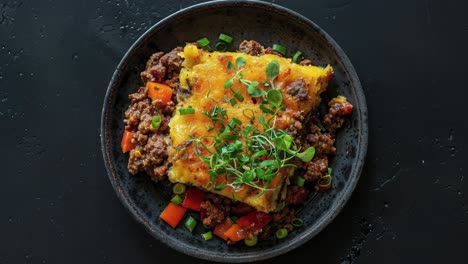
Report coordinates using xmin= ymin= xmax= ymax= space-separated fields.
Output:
xmin=100 ymin=0 xmax=368 ymax=262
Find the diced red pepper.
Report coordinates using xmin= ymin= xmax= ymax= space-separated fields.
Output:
xmin=160 ymin=202 xmax=187 ymax=228
xmin=214 ymin=218 xmax=233 ymax=241
xmin=182 ymin=187 xmax=205 ymax=211
xmin=237 ymin=211 xmax=272 ymax=231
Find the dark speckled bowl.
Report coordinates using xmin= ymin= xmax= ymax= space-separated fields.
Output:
xmin=100 ymin=0 xmax=368 ymax=262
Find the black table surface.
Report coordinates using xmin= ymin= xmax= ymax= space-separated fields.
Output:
xmin=1 ymin=0 xmax=467 ymax=263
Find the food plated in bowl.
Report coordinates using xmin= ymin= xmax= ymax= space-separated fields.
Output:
xmin=122 ymin=38 xmax=354 ymax=243
xmin=101 ymin=0 xmax=367 ymax=262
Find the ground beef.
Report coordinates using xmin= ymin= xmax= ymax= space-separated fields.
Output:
xmin=200 ymin=193 xmax=232 ymax=227
xmin=298 ymin=59 xmax=312 ymax=66
xmin=306 ymin=132 xmax=336 ymax=155
xmin=200 ymin=200 xmax=226 ymax=227
xmin=285 ymin=80 xmax=309 ymax=101
xmin=323 ymin=100 xmax=353 ymax=133
xmin=140 ymin=47 xmax=183 ymax=89
xmin=286 ymin=186 xmax=310 ymax=205
xmin=303 ymin=156 xmax=329 ymax=181
xmin=264 ymin=47 xmax=283 ymax=57
xmin=239 ymin=40 xmax=265 ymax=56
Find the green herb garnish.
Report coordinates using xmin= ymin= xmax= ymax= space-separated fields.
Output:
xmin=179 ymin=105 xmax=195 ymax=115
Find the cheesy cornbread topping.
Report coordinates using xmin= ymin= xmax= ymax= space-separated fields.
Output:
xmin=168 ymin=44 xmax=333 ymax=212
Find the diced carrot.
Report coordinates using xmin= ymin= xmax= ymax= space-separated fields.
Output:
xmin=146 ymin=82 xmax=173 ymax=105
xmin=214 ymin=218 xmax=233 ymax=241
xmin=160 ymin=202 xmax=187 ymax=228
xmin=121 ymin=130 xmax=136 ymax=153
xmin=182 ymin=187 xmax=205 ymax=211
xmin=224 ymin=224 xmax=247 ymax=242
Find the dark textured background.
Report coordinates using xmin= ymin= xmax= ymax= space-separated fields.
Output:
xmin=1 ymin=0 xmax=467 ymax=263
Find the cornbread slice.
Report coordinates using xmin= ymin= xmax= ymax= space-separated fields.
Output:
xmin=168 ymin=44 xmax=333 ymax=212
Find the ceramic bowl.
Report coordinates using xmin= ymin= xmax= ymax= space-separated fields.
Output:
xmin=101 ymin=0 xmax=368 ymax=262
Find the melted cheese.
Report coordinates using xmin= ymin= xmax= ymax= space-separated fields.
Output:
xmin=168 ymin=44 xmax=333 ymax=212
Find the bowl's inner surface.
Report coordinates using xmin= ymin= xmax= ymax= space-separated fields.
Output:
xmin=102 ymin=1 xmax=366 ymax=261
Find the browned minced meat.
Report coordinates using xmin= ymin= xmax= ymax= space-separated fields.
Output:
xmin=286 ymin=186 xmax=310 ymax=205
xmin=264 ymin=47 xmax=283 ymax=57
xmin=239 ymin=40 xmax=265 ymax=56
xmin=200 ymin=193 xmax=232 ymax=227
xmin=285 ymin=79 xmax=309 ymax=101
xmin=140 ymin=47 xmax=183 ymax=89
xmin=298 ymin=59 xmax=312 ymax=66
xmin=303 ymin=156 xmax=329 ymax=181
xmin=124 ymin=48 xmax=182 ymax=181
xmin=200 ymin=200 xmax=226 ymax=227
xmin=323 ymin=101 xmax=353 ymax=133
xmin=306 ymin=132 xmax=336 ymax=156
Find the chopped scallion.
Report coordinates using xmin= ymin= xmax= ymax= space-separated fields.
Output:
xmin=230 ymin=98 xmax=237 ymax=106
xmin=231 ymin=216 xmax=238 ymax=223
xmin=202 ymin=231 xmax=213 ymax=240
xmin=218 ymin=33 xmax=233 ymax=44
xmin=184 ymin=216 xmax=197 ymax=232
xmin=292 ymin=218 xmax=304 ymax=228
xmin=296 ymin=176 xmax=306 ymax=187
xmin=196 ymin=37 xmax=210 ymax=47
xmin=276 ymin=228 xmax=288 ymax=239
xmin=318 ymin=175 xmax=332 ymax=187
xmin=170 ymin=194 xmax=183 ymax=205
xmin=215 ymin=42 xmax=228 ymax=52
xmin=317 ymin=122 xmax=326 ymax=132
xmin=272 ymin=44 xmax=286 ymax=56
xmin=172 ymin=183 xmax=186 ymax=194
xmin=292 ymin=51 xmax=302 ymax=63
xmin=151 ymin=115 xmax=162 ymax=129
xmin=244 ymin=236 xmax=258 ymax=246
xmin=179 ymin=106 xmax=195 ymax=115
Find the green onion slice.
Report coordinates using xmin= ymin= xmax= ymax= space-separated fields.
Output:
xmin=292 ymin=51 xmax=302 ymax=63
xmin=244 ymin=236 xmax=258 ymax=246
xmin=202 ymin=231 xmax=213 ymax=240
xmin=272 ymin=44 xmax=286 ymax=56
xmin=296 ymin=176 xmax=306 ymax=187
xmin=184 ymin=216 xmax=197 ymax=232
xmin=196 ymin=37 xmax=210 ymax=47
xmin=215 ymin=42 xmax=228 ymax=52
xmin=151 ymin=115 xmax=162 ymax=129
xmin=170 ymin=194 xmax=183 ymax=205
xmin=327 ymin=167 xmax=332 ymax=175
xmin=231 ymin=216 xmax=238 ymax=223
xmin=172 ymin=183 xmax=186 ymax=194
xmin=276 ymin=228 xmax=288 ymax=239
xmin=218 ymin=33 xmax=233 ymax=44
xmin=317 ymin=122 xmax=326 ymax=132
xmin=292 ymin=218 xmax=304 ymax=227
xmin=318 ymin=175 xmax=332 ymax=187
xmin=179 ymin=106 xmax=195 ymax=115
